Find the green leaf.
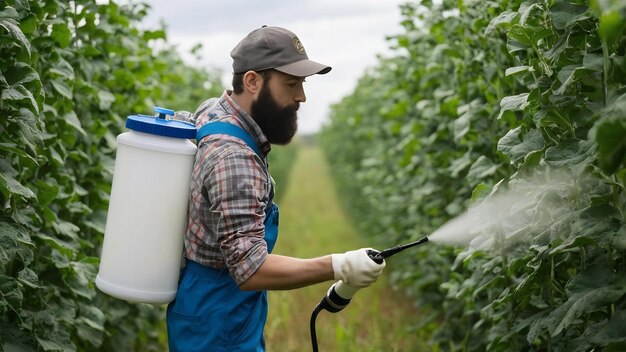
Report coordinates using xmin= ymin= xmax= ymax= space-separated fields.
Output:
xmin=0 ymin=6 xmax=19 ymax=20
xmin=84 ymin=211 xmax=107 ymax=235
xmin=554 ymin=65 xmax=590 ymax=95
xmin=590 ymin=310 xmax=626 ymax=345
xmin=524 ymin=310 xmax=551 ymax=344
xmin=508 ymin=24 xmax=553 ymax=46
xmin=613 ymin=225 xmax=626 ymax=250
xmin=68 ymin=259 xmax=97 ymax=300
xmin=0 ymin=221 xmax=35 ymax=248
xmin=51 ymin=22 xmax=71 ymax=48
xmin=548 ymin=262 xmax=626 ymax=336
xmin=543 ymin=33 xmax=569 ymax=61
xmin=76 ymin=305 xmax=105 ymax=347
xmin=545 ymin=139 xmax=595 ymax=167
xmin=48 ymin=58 xmax=75 ymax=80
xmin=550 ymin=1 xmax=590 ymax=30
xmin=14 ymin=108 xmax=44 ymax=151
xmin=35 ymin=179 xmax=59 ymax=206
xmin=50 ymin=79 xmax=73 ymax=99
xmin=598 ymin=10 xmax=626 ymax=50
xmin=471 ymin=183 xmax=492 ymax=204
xmin=51 ymin=219 xmax=80 ymax=240
xmin=62 ymin=111 xmax=87 ymax=136
xmin=0 ymin=71 xmax=8 ymax=88
xmin=0 ymin=142 xmax=37 ymax=165
xmin=583 ymin=53 xmax=604 ymax=72
xmin=593 ymin=96 xmax=626 ymax=173
xmin=80 ymin=305 xmax=105 ymax=331
xmin=0 ymin=324 xmax=37 ymax=351
xmin=532 ymin=108 xmax=571 ymax=130
xmin=43 ymin=145 xmax=64 ymax=167
xmin=17 ymin=267 xmax=41 ymax=289
xmin=0 ymin=235 xmax=18 ymax=272
xmin=499 ymin=93 xmax=530 ymax=118
xmin=519 ymin=2 xmax=543 ymax=26
xmin=0 ymin=15 xmax=30 ymax=56
xmin=143 ymin=29 xmax=166 ymax=41
xmin=507 ymin=39 xmax=530 ymax=53
xmin=467 ymin=156 xmax=498 ymax=183
xmin=573 ymin=205 xmax=622 ymax=241
xmin=521 ymin=150 xmax=544 ymax=170
xmin=0 ymin=275 xmax=23 ymax=310
xmin=4 ymin=62 xmax=40 ymax=86
xmin=485 ymin=10 xmax=518 ymax=34
xmin=35 ymin=335 xmax=75 ymax=352
xmin=497 ymin=127 xmax=545 ymax=163
xmin=33 ymin=233 xmax=77 ymax=258
xmin=453 ymin=111 xmax=470 ymax=142
xmin=97 ymin=90 xmax=115 ymax=110
xmin=1 ymin=85 xmax=39 ymax=114
xmin=449 ymin=151 xmax=472 ymax=177
xmin=505 ymin=65 xmax=532 ymax=76
xmin=0 ymin=173 xmax=35 ymax=199
xmin=19 ymin=14 xmax=37 ymax=34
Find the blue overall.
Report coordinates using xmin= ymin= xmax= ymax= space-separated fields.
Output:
xmin=167 ymin=122 xmax=279 ymax=352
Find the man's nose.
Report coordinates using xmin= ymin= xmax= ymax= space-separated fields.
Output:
xmin=295 ymin=85 xmax=306 ymax=103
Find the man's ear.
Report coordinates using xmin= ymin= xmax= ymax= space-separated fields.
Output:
xmin=243 ymin=71 xmax=263 ymax=95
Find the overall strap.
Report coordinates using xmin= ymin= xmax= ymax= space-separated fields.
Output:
xmin=196 ymin=121 xmax=263 ymax=159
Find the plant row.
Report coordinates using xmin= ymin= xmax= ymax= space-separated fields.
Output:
xmin=321 ymin=0 xmax=626 ymax=350
xmin=0 ymin=0 xmax=223 ymax=350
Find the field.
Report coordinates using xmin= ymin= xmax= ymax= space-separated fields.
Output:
xmin=2 ymin=0 xmax=625 ymax=350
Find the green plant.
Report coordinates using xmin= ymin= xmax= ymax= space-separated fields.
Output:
xmin=1 ymin=0 xmax=222 ymax=350
xmin=321 ymin=0 xmax=626 ymax=350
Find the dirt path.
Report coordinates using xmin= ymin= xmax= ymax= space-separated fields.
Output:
xmin=265 ymin=144 xmax=429 ymax=352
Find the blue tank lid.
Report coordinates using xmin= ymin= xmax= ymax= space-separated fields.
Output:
xmin=125 ymin=106 xmax=196 ymax=139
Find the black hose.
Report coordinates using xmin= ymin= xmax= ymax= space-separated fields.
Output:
xmin=310 ymin=304 xmax=323 ymax=352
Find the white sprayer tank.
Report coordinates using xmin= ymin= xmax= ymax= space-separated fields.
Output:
xmin=96 ymin=107 xmax=196 ymax=304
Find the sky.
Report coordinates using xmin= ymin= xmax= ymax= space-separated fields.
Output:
xmin=138 ymin=0 xmax=408 ymax=134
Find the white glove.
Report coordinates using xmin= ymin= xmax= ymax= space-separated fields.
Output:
xmin=331 ymin=248 xmax=386 ymax=288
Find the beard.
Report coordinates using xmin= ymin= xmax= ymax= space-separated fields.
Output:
xmin=250 ymin=82 xmax=299 ymax=145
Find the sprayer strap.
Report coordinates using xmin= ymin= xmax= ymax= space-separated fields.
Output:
xmin=196 ymin=122 xmax=263 ymax=159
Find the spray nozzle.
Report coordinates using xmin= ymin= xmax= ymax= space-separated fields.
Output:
xmin=366 ymin=236 xmax=430 ymax=264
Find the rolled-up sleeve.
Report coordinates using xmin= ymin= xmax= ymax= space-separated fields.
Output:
xmin=206 ymin=147 xmax=270 ymax=285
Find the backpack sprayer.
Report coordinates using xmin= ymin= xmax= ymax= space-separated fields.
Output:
xmin=96 ymin=107 xmax=197 ymax=304
xmin=310 ymin=235 xmax=430 ymax=351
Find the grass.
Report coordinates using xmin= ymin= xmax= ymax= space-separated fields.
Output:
xmin=265 ymin=142 xmax=431 ymax=352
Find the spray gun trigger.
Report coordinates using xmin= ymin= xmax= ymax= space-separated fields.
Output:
xmin=366 ymin=249 xmax=384 ymax=264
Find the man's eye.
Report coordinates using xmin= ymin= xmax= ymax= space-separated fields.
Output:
xmin=287 ymin=80 xmax=305 ymax=86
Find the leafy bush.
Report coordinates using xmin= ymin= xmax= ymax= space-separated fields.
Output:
xmin=0 ymin=0 xmax=223 ymax=350
xmin=321 ymin=0 xmax=626 ymax=350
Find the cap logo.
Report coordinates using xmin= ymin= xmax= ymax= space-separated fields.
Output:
xmin=292 ymin=37 xmax=306 ymax=55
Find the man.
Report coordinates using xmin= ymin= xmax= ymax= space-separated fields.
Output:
xmin=166 ymin=26 xmax=386 ymax=351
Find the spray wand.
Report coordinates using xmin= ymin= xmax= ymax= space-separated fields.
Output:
xmin=310 ymin=236 xmax=430 ymax=351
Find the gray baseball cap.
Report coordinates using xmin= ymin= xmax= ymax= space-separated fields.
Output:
xmin=231 ymin=26 xmax=332 ymax=77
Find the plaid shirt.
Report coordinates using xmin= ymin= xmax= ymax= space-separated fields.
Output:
xmin=182 ymin=90 xmax=273 ymax=285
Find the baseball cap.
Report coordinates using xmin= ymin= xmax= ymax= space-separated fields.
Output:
xmin=231 ymin=26 xmax=332 ymax=77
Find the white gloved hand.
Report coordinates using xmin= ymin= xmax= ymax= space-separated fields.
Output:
xmin=331 ymin=248 xmax=386 ymax=288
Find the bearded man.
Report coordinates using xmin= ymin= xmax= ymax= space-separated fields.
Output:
xmin=166 ymin=26 xmax=386 ymax=351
